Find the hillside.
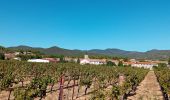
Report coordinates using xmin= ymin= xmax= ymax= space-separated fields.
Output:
xmin=7 ymin=45 xmax=170 ymax=60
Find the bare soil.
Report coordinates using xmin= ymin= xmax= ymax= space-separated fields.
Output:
xmin=127 ymin=71 xmax=164 ymax=100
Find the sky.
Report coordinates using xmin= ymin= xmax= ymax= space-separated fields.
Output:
xmin=0 ymin=0 xmax=170 ymax=51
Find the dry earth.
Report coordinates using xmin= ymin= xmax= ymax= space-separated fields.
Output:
xmin=127 ymin=71 xmax=164 ymax=100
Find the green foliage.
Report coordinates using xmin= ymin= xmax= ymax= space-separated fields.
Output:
xmin=59 ymin=55 xmax=65 ymax=63
xmin=154 ymin=67 xmax=170 ymax=97
xmin=106 ymin=61 xmax=116 ymax=66
xmin=0 ymin=53 xmax=5 ymax=60
xmin=158 ymin=63 xmax=167 ymax=67
xmin=14 ymin=88 xmax=34 ymax=100
xmin=118 ymin=61 xmax=123 ymax=67
xmin=168 ymin=57 xmax=170 ymax=65
xmin=0 ymin=46 xmax=5 ymax=50
xmin=89 ymin=55 xmax=112 ymax=59
xmin=0 ymin=61 xmax=148 ymax=100
xmin=90 ymin=90 xmax=105 ymax=100
xmin=0 ymin=46 xmax=12 ymax=53
xmin=17 ymin=54 xmax=42 ymax=61
xmin=0 ymin=67 xmax=15 ymax=90
xmin=111 ymin=85 xmax=121 ymax=100
xmin=46 ymin=54 xmax=64 ymax=58
xmin=77 ymin=58 xmax=80 ymax=64
xmin=123 ymin=58 xmax=129 ymax=62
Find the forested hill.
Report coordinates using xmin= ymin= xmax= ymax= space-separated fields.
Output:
xmin=5 ymin=45 xmax=170 ymax=60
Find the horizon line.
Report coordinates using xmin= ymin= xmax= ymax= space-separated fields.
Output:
xmin=1 ymin=44 xmax=167 ymax=53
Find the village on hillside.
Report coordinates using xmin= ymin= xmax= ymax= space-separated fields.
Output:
xmin=1 ymin=50 xmax=170 ymax=70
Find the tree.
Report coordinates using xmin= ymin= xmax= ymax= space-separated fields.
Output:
xmin=77 ymin=58 xmax=80 ymax=64
xmin=17 ymin=54 xmax=42 ymax=61
xmin=106 ymin=61 xmax=116 ymax=66
xmin=168 ymin=57 xmax=170 ymax=65
xmin=123 ymin=58 xmax=128 ymax=62
xmin=158 ymin=63 xmax=167 ymax=68
xmin=118 ymin=61 xmax=123 ymax=67
xmin=0 ymin=46 xmax=6 ymax=53
xmin=0 ymin=53 xmax=5 ymax=60
xmin=59 ymin=55 xmax=65 ymax=63
xmin=48 ymin=54 xmax=63 ymax=58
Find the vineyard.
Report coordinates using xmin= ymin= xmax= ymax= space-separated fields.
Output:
xmin=155 ymin=67 xmax=170 ymax=99
xmin=0 ymin=61 xmax=149 ymax=100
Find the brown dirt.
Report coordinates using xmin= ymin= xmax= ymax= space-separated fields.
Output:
xmin=127 ymin=71 xmax=164 ymax=100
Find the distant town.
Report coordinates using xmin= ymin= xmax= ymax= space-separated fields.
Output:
xmin=1 ymin=47 xmax=170 ymax=70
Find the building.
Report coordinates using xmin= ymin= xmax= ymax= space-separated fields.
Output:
xmin=80 ymin=55 xmax=106 ymax=65
xmin=13 ymin=57 xmax=21 ymax=61
xmin=123 ymin=61 xmax=158 ymax=70
xmin=14 ymin=52 xmax=20 ymax=56
xmin=129 ymin=59 xmax=137 ymax=63
xmin=131 ymin=62 xmax=158 ymax=70
xmin=23 ymin=51 xmax=33 ymax=55
xmin=80 ymin=59 xmax=90 ymax=64
xmin=64 ymin=57 xmax=77 ymax=63
xmin=80 ymin=59 xmax=106 ymax=65
xmin=123 ymin=62 xmax=135 ymax=66
xmin=27 ymin=59 xmax=49 ymax=63
xmin=152 ymin=60 xmax=168 ymax=65
xmin=42 ymin=58 xmax=60 ymax=63
xmin=4 ymin=53 xmax=15 ymax=60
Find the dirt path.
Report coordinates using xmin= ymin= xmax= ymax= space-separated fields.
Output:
xmin=128 ymin=71 xmax=164 ymax=100
xmin=0 ymin=91 xmax=14 ymax=100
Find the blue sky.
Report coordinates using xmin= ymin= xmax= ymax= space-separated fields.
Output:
xmin=0 ymin=0 xmax=170 ymax=51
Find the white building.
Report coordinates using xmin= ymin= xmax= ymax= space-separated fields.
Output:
xmin=27 ymin=59 xmax=49 ymax=63
xmin=13 ymin=57 xmax=21 ymax=61
xmin=131 ymin=62 xmax=158 ymax=70
xmin=80 ymin=59 xmax=90 ymax=64
xmin=80 ymin=55 xmax=106 ymax=65
xmin=14 ymin=52 xmax=20 ymax=56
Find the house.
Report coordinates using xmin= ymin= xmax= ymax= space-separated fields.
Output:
xmin=80 ymin=59 xmax=106 ymax=65
xmin=42 ymin=58 xmax=60 ymax=63
xmin=27 ymin=59 xmax=49 ymax=63
xmin=123 ymin=62 xmax=135 ymax=66
xmin=123 ymin=61 xmax=158 ymax=70
xmin=4 ymin=53 xmax=15 ymax=60
xmin=152 ymin=60 xmax=168 ymax=65
xmin=129 ymin=59 xmax=136 ymax=63
xmin=131 ymin=62 xmax=158 ymax=70
xmin=23 ymin=51 xmax=33 ymax=55
xmin=14 ymin=52 xmax=20 ymax=56
xmin=64 ymin=57 xmax=73 ymax=62
xmin=80 ymin=59 xmax=90 ymax=64
xmin=80 ymin=55 xmax=106 ymax=65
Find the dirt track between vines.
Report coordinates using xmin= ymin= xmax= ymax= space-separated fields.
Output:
xmin=128 ymin=71 xmax=164 ymax=100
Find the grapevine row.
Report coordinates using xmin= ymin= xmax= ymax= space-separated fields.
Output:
xmin=0 ymin=60 xmax=148 ymax=100
xmin=154 ymin=67 xmax=170 ymax=99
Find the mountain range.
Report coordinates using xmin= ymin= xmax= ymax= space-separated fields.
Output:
xmin=6 ymin=45 xmax=170 ymax=60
